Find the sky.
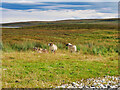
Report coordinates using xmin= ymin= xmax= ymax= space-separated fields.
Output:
xmin=0 ymin=0 xmax=119 ymax=23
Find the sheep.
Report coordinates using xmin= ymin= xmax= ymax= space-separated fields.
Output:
xmin=66 ymin=43 xmax=77 ymax=53
xmin=48 ymin=43 xmax=57 ymax=53
xmin=33 ymin=47 xmax=42 ymax=53
xmin=39 ymin=48 xmax=48 ymax=53
xmin=33 ymin=47 xmax=48 ymax=53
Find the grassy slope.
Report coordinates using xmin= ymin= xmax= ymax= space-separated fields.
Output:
xmin=2 ymin=19 xmax=119 ymax=88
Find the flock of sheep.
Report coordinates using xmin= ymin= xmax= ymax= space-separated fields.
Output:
xmin=33 ymin=43 xmax=77 ymax=53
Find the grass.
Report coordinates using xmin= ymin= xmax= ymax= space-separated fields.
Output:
xmin=2 ymin=22 xmax=119 ymax=88
xmin=2 ymin=51 xmax=118 ymax=88
xmin=2 ymin=41 xmax=119 ymax=55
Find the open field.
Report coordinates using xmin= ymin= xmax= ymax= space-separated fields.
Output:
xmin=2 ymin=19 xmax=119 ymax=88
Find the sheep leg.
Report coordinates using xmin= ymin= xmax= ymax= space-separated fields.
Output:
xmin=54 ymin=51 xmax=56 ymax=54
xmin=51 ymin=50 xmax=55 ymax=53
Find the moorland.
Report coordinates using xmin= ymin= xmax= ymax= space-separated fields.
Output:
xmin=2 ymin=18 xmax=119 ymax=88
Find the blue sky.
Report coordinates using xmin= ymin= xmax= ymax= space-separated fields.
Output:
xmin=1 ymin=0 xmax=118 ymax=23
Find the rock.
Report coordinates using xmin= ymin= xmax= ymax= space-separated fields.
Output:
xmin=56 ymin=76 xmax=118 ymax=89
xmin=78 ymin=86 xmax=83 ymax=88
xmin=107 ymin=85 xmax=110 ymax=88
xmin=67 ymin=85 xmax=74 ymax=88
xmin=71 ymin=82 xmax=79 ymax=87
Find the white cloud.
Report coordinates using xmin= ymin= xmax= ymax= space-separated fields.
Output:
xmin=2 ymin=0 xmax=34 ymax=3
xmin=40 ymin=5 xmax=91 ymax=9
xmin=13 ymin=0 xmax=34 ymax=3
xmin=1 ymin=8 xmax=117 ymax=23
xmin=2 ymin=0 xmax=119 ymax=3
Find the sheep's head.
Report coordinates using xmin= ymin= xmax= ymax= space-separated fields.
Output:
xmin=66 ymin=43 xmax=72 ymax=46
xmin=48 ymin=43 xmax=53 ymax=46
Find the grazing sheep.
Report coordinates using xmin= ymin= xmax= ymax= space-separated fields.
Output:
xmin=66 ymin=43 xmax=77 ymax=53
xmin=48 ymin=43 xmax=57 ymax=53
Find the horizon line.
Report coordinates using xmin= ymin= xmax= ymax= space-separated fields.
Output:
xmin=1 ymin=17 xmax=118 ymax=24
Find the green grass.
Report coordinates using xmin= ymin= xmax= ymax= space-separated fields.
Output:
xmin=2 ymin=41 xmax=119 ymax=56
xmin=2 ymin=51 xmax=118 ymax=88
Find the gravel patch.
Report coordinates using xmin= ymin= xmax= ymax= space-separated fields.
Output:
xmin=56 ymin=76 xmax=119 ymax=88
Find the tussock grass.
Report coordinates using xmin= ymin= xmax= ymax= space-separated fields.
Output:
xmin=2 ymin=42 xmax=118 ymax=56
xmin=2 ymin=42 xmax=49 ymax=52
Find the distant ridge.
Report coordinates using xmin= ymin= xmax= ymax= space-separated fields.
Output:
xmin=1 ymin=18 xmax=118 ymax=27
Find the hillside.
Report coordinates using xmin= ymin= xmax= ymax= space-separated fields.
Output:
xmin=1 ymin=18 xmax=118 ymax=28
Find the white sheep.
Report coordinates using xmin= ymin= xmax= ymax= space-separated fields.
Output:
xmin=66 ymin=43 xmax=77 ymax=53
xmin=48 ymin=43 xmax=57 ymax=53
